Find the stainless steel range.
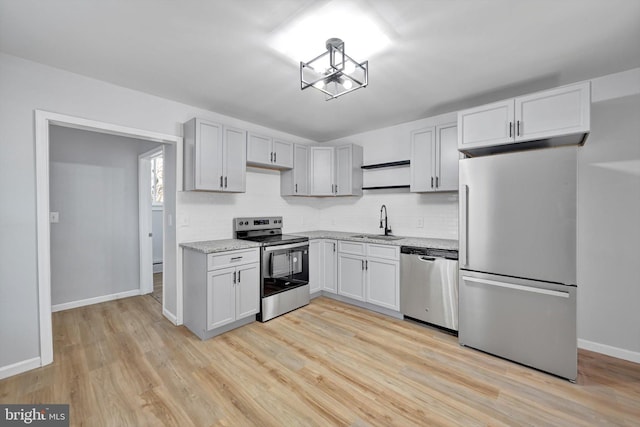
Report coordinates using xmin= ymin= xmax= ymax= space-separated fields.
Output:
xmin=234 ymin=216 xmax=309 ymax=322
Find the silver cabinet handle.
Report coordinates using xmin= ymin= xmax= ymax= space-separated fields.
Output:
xmin=517 ymin=120 xmax=521 ymax=136
xmin=274 ymin=152 xmax=277 ymax=163
xmin=233 ymin=271 xmax=237 ymax=284
xmin=333 ymin=243 xmax=336 ymax=252
xmin=238 ymin=270 xmax=241 ymax=283
xmin=431 ymin=177 xmax=434 ymax=188
xmin=224 ymin=176 xmax=228 ymax=188
xmin=270 ymin=152 xmax=273 ymax=162
xmin=460 ymin=184 xmax=469 ymax=267
xmin=295 ymin=183 xmax=298 ymax=193
xmin=230 ymin=256 xmax=243 ymax=262
xmin=361 ymin=260 xmax=364 ymax=270
xmin=365 ymin=260 xmax=368 ymax=270
xmin=509 ymin=122 xmax=513 ymax=137
xmin=220 ymin=175 xmax=223 ymax=188
xmin=335 ymin=184 xmax=337 ymax=194
xmin=436 ymin=176 xmax=439 ymax=188
xmin=462 ymin=276 xmax=569 ymax=298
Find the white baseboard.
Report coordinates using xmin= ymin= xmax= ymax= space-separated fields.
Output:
xmin=51 ymin=289 xmax=141 ymax=312
xmin=163 ymin=308 xmax=178 ymax=325
xmin=0 ymin=357 xmax=41 ymax=380
xmin=578 ymin=339 xmax=640 ymax=364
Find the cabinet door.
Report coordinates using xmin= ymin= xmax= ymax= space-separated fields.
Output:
xmin=195 ymin=119 xmax=224 ymax=191
xmin=366 ymin=257 xmax=400 ymax=311
xmin=223 ymin=126 xmax=247 ymax=192
xmin=410 ymin=127 xmax=435 ymax=192
xmin=236 ymin=263 xmax=260 ymax=320
xmin=308 ymin=240 xmax=323 ymax=294
xmin=246 ymin=133 xmax=272 ymax=165
xmin=458 ymin=99 xmax=514 ymax=150
xmin=273 ymin=139 xmax=294 ymax=169
xmin=337 ymin=253 xmax=365 ymax=301
xmin=322 ymin=240 xmax=338 ymax=294
xmin=515 ymin=82 xmax=590 ymax=143
xmin=435 ymin=123 xmax=459 ymax=192
xmin=207 ymin=267 xmax=235 ymax=329
xmin=309 ymin=146 xmax=335 ymax=195
xmin=293 ymin=144 xmax=309 ymax=195
xmin=335 ymin=145 xmax=352 ymax=196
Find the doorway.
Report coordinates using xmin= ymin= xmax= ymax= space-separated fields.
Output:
xmin=139 ymin=147 xmax=165 ymax=306
xmin=35 ymin=110 xmax=182 ymax=367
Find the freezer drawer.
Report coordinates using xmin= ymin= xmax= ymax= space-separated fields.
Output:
xmin=459 ymin=270 xmax=577 ymax=381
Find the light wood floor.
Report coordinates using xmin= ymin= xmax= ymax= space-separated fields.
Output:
xmin=151 ymin=272 xmax=162 ymax=304
xmin=1 ymin=296 xmax=639 ymax=426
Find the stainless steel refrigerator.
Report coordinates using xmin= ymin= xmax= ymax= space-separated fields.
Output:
xmin=458 ymin=145 xmax=577 ymax=381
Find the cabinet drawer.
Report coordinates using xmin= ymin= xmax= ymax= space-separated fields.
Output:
xmin=338 ymin=240 xmax=366 ymax=255
xmin=207 ymin=248 xmax=259 ymax=270
xmin=366 ymin=243 xmax=399 ymax=260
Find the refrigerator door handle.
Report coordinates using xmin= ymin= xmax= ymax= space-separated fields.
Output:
xmin=462 ymin=276 xmax=570 ymax=298
xmin=460 ymin=184 xmax=469 ymax=267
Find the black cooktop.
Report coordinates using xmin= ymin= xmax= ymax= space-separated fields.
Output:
xmin=238 ymin=233 xmax=308 ymax=246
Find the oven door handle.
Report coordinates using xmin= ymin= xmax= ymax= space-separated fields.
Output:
xmin=263 ymin=242 xmax=309 ymax=253
xmin=269 ymin=252 xmax=274 ymax=277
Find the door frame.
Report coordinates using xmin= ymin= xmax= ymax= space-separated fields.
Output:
xmin=139 ymin=147 xmax=164 ymax=296
xmin=35 ymin=110 xmax=182 ymax=366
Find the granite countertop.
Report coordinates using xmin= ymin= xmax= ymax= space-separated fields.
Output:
xmin=180 ymin=239 xmax=261 ymax=254
xmin=182 ymin=232 xmax=458 ymax=254
xmin=290 ymin=230 xmax=458 ymax=251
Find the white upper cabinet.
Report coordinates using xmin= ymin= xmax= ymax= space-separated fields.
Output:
xmin=281 ymin=144 xmax=309 ymax=196
xmin=410 ymin=127 xmax=435 ymax=192
xmin=247 ymin=132 xmax=293 ymax=169
xmin=308 ymin=144 xmax=363 ymax=196
xmin=410 ymin=122 xmax=458 ymax=192
xmin=514 ymin=83 xmax=590 ymax=142
xmin=435 ymin=123 xmax=459 ymax=192
xmin=458 ymin=100 xmax=514 ymax=149
xmin=184 ymin=118 xmax=246 ymax=192
xmin=458 ymin=82 xmax=590 ymax=154
xmin=309 ymin=146 xmax=335 ymax=196
xmin=223 ymin=126 xmax=248 ymax=192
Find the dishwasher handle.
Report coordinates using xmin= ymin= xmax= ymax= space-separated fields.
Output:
xmin=419 ymin=256 xmax=436 ymax=262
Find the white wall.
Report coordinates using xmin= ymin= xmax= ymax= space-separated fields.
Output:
xmin=577 ymin=70 xmax=640 ymax=359
xmin=0 ymin=53 xmax=315 ymax=372
xmin=319 ymin=112 xmax=459 ymax=239
xmin=49 ymin=126 xmax=162 ymax=307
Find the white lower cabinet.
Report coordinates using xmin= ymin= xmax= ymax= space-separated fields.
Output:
xmin=207 ymin=263 xmax=259 ymax=329
xmin=337 ymin=252 xmax=366 ymax=301
xmin=337 ymin=241 xmax=400 ymax=311
xmin=184 ymin=248 xmax=260 ymax=339
xmin=309 ymin=239 xmax=337 ymax=296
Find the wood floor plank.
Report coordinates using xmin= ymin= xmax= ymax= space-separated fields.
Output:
xmin=1 ymin=295 xmax=639 ymax=426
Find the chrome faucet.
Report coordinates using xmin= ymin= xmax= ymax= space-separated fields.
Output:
xmin=380 ymin=204 xmax=392 ymax=236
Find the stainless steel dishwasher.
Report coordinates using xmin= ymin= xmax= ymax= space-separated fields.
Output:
xmin=400 ymin=246 xmax=459 ymax=331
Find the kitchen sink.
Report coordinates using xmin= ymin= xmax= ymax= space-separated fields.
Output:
xmin=350 ymin=234 xmax=404 ymax=241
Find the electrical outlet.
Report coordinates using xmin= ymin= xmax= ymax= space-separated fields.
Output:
xmin=417 ymin=218 xmax=424 ymax=228
xmin=50 ymin=212 xmax=59 ymax=223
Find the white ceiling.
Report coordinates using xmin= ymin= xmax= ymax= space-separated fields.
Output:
xmin=1 ymin=0 xmax=639 ymax=141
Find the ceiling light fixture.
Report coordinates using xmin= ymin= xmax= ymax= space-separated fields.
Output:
xmin=300 ymin=38 xmax=368 ymax=100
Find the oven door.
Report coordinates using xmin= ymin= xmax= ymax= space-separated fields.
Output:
xmin=262 ymin=242 xmax=309 ymax=298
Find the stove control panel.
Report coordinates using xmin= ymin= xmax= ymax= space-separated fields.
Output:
xmin=234 ymin=216 xmax=283 ymax=231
